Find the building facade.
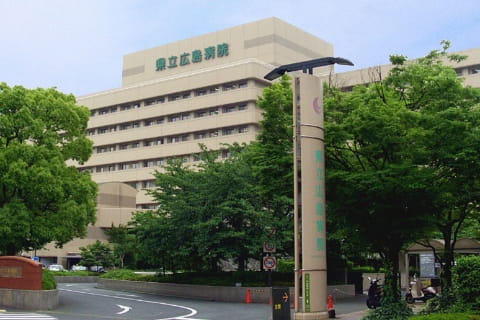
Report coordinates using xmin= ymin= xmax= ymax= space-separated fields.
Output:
xmin=28 ymin=17 xmax=480 ymax=267
xmin=77 ymin=17 xmax=333 ymax=210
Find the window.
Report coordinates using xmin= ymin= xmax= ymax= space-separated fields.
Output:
xmin=223 ymin=83 xmax=237 ymax=91
xmin=196 ymin=110 xmax=207 ymax=118
xmin=144 ymin=140 xmax=152 ymax=147
xmin=182 ymin=92 xmax=191 ymax=99
xmin=144 ymin=119 xmax=153 ymax=126
xmin=181 ymin=135 xmax=189 ymax=142
xmin=120 ymin=144 xmax=128 ymax=150
xmin=209 ymin=86 xmax=220 ymax=94
xmin=239 ymin=126 xmax=248 ymax=133
xmin=156 ymin=118 xmax=164 ymax=124
xmin=195 ymin=89 xmax=207 ymax=96
xmin=169 ymin=115 xmax=181 ymax=122
xmin=181 ymin=113 xmax=190 ymax=120
xmin=127 ymin=182 xmax=138 ymax=190
xmin=238 ymin=81 xmax=248 ymax=88
xmin=468 ymin=65 xmax=480 ymax=74
xmin=195 ymin=132 xmax=207 ymax=140
xmin=209 ymin=108 xmax=219 ymax=116
xmin=169 ymin=94 xmax=180 ymax=102
xmin=223 ymin=127 xmax=235 ymax=135
xmin=168 ymin=136 xmax=181 ymax=143
xmin=144 ymin=160 xmax=155 ymax=168
xmin=142 ymin=180 xmax=156 ymax=188
xmin=238 ymin=103 xmax=248 ymax=111
xmin=209 ymin=130 xmax=218 ymax=137
xmin=224 ymin=105 xmax=236 ymax=113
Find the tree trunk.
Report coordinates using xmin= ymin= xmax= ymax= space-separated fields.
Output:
xmin=441 ymin=228 xmax=454 ymax=291
xmin=383 ymin=247 xmax=401 ymax=302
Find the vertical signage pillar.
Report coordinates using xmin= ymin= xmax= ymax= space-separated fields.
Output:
xmin=293 ymin=73 xmax=328 ymax=320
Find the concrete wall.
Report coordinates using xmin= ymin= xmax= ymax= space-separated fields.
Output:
xmin=97 ymin=279 xmax=355 ymax=304
xmin=0 ymin=289 xmax=58 ymax=310
xmin=54 ymin=276 xmax=99 ymax=283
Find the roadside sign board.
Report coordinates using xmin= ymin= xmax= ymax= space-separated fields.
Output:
xmin=263 ymin=242 xmax=276 ymax=253
xmin=263 ymin=256 xmax=276 ymax=270
xmin=272 ymin=287 xmax=291 ymax=320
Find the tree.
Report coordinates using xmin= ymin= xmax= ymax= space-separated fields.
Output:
xmin=79 ymin=240 xmax=114 ymax=271
xmin=386 ymin=43 xmax=480 ymax=291
xmin=105 ymin=224 xmax=137 ymax=269
xmin=131 ymin=145 xmax=271 ymax=272
xmin=324 ymin=41 xmax=480 ymax=298
xmin=0 ymin=83 xmax=97 ymax=255
xmin=245 ymin=74 xmax=295 ymax=255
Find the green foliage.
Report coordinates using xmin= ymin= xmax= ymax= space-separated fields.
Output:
xmin=105 ymin=224 xmax=137 ymax=269
xmin=0 ymin=83 xmax=97 ymax=255
xmin=101 ymin=270 xmax=293 ymax=287
xmin=325 ymin=42 xmax=480 ymax=295
xmin=41 ymin=270 xmax=57 ymax=290
xmin=453 ymin=255 xmax=480 ymax=311
xmin=276 ymin=258 xmax=294 ymax=272
xmin=410 ymin=314 xmax=480 ymax=320
xmin=132 ymin=145 xmax=272 ymax=272
xmin=100 ymin=269 xmax=140 ymax=280
xmin=79 ymin=240 xmax=114 ymax=270
xmin=245 ymin=74 xmax=295 ymax=256
xmin=363 ymin=301 xmax=413 ymax=320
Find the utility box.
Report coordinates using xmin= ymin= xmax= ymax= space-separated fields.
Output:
xmin=272 ymin=287 xmax=291 ymax=320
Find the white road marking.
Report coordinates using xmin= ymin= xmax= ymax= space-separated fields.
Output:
xmin=116 ymin=304 xmax=132 ymax=314
xmin=0 ymin=313 xmax=57 ymax=319
xmin=60 ymin=288 xmax=210 ymax=320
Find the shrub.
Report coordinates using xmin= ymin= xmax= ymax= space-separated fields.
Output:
xmin=362 ymin=301 xmax=413 ymax=320
xmin=453 ymin=255 xmax=480 ymax=311
xmin=277 ymin=258 xmax=294 ymax=272
xmin=42 ymin=270 xmax=57 ymax=290
xmin=410 ymin=313 xmax=480 ymax=320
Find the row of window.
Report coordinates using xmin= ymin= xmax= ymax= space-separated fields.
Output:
xmin=82 ymin=149 xmax=232 ymax=175
xmin=94 ymin=125 xmax=249 ymax=154
xmin=88 ymin=103 xmax=248 ymax=136
xmin=455 ymin=64 xmax=480 ymax=76
xmin=89 ymin=80 xmax=249 ymax=117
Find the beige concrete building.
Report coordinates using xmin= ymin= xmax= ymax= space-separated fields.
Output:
xmin=28 ymin=17 xmax=480 ymax=267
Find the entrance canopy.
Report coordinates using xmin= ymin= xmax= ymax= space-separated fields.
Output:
xmin=406 ymin=238 xmax=480 ymax=254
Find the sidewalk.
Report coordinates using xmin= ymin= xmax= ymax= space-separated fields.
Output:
xmin=336 ymin=309 xmax=369 ymax=320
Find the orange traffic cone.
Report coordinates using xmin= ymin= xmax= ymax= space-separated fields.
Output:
xmin=245 ymin=288 xmax=252 ymax=304
xmin=327 ymin=294 xmax=335 ymax=318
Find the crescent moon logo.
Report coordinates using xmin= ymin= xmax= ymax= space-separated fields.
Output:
xmin=313 ymin=97 xmax=321 ymax=114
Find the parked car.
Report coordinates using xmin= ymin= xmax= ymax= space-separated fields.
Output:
xmin=89 ymin=266 xmax=105 ymax=272
xmin=48 ymin=264 xmax=65 ymax=272
xmin=71 ymin=264 xmax=87 ymax=271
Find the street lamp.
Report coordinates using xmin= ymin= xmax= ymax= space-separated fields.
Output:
xmin=264 ymin=57 xmax=353 ymax=320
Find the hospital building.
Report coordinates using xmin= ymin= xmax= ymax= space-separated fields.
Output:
xmin=29 ymin=17 xmax=480 ymax=267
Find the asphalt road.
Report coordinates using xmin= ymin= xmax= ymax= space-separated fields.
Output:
xmin=1 ymin=283 xmax=368 ymax=320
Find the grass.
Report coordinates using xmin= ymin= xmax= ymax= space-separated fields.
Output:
xmin=410 ymin=314 xmax=480 ymax=320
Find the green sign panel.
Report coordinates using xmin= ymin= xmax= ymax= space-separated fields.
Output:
xmin=155 ymin=43 xmax=229 ymax=71
xmin=304 ymin=273 xmax=310 ymax=312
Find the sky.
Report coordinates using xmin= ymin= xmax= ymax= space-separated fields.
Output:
xmin=0 ymin=0 xmax=479 ymax=97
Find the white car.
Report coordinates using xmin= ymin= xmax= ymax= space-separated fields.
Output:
xmin=48 ymin=264 xmax=65 ymax=272
xmin=71 ymin=265 xmax=87 ymax=271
